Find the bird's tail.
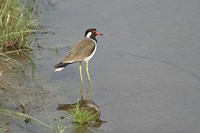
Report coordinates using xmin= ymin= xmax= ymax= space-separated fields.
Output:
xmin=54 ymin=62 xmax=71 ymax=72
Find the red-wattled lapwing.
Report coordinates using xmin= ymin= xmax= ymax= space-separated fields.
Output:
xmin=54 ymin=28 xmax=103 ymax=82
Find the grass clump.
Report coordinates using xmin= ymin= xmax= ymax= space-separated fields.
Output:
xmin=0 ymin=0 xmax=39 ymax=53
xmin=69 ymin=102 xmax=99 ymax=125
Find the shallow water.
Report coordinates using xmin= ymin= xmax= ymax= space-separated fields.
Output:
xmin=3 ymin=0 xmax=200 ymax=132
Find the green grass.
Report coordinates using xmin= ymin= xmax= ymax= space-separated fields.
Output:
xmin=0 ymin=108 xmax=68 ymax=133
xmin=0 ymin=102 xmax=100 ymax=132
xmin=0 ymin=0 xmax=39 ymax=53
xmin=0 ymin=124 xmax=8 ymax=133
xmin=69 ymin=102 xmax=99 ymax=125
xmin=52 ymin=123 xmax=68 ymax=133
xmin=0 ymin=108 xmax=51 ymax=128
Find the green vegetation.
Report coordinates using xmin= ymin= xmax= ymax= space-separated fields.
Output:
xmin=0 ymin=124 xmax=8 ymax=133
xmin=0 ymin=108 xmax=51 ymax=128
xmin=69 ymin=102 xmax=99 ymax=125
xmin=0 ymin=101 xmax=100 ymax=132
xmin=0 ymin=0 xmax=70 ymax=133
xmin=0 ymin=108 xmax=68 ymax=133
xmin=0 ymin=0 xmax=38 ymax=53
xmin=52 ymin=123 xmax=68 ymax=133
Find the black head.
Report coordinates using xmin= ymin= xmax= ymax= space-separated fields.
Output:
xmin=84 ymin=28 xmax=103 ymax=42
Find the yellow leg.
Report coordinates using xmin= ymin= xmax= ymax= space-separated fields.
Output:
xmin=80 ymin=81 xmax=83 ymax=99
xmin=79 ymin=62 xmax=83 ymax=82
xmin=85 ymin=61 xmax=91 ymax=82
xmin=87 ymin=81 xmax=91 ymax=100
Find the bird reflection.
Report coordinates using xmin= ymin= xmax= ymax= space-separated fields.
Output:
xmin=57 ymin=81 xmax=106 ymax=129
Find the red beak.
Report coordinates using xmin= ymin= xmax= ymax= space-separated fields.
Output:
xmin=95 ymin=31 xmax=103 ymax=36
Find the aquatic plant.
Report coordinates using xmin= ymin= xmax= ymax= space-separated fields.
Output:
xmin=68 ymin=101 xmax=100 ymax=125
xmin=0 ymin=108 xmax=69 ymax=133
xmin=0 ymin=108 xmax=51 ymax=128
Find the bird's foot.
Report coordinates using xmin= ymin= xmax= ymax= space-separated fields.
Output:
xmin=88 ymin=80 xmax=94 ymax=83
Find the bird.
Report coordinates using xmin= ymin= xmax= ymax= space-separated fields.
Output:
xmin=54 ymin=28 xmax=103 ymax=82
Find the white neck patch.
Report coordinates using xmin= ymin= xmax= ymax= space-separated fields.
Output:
xmin=86 ymin=32 xmax=92 ymax=38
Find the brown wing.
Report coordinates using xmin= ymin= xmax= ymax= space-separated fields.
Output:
xmin=62 ymin=38 xmax=96 ymax=63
